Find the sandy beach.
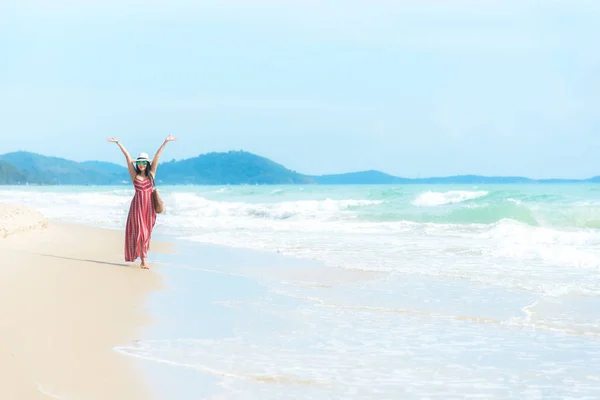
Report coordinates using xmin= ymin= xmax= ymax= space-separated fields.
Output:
xmin=0 ymin=203 xmax=167 ymax=399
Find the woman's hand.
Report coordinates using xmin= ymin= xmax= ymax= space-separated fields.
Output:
xmin=164 ymin=134 xmax=177 ymax=143
xmin=107 ymin=137 xmax=119 ymax=143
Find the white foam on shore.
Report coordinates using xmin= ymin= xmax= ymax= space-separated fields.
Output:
xmin=0 ymin=203 xmax=47 ymax=238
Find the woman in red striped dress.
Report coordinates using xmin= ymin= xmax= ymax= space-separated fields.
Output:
xmin=107 ymin=135 xmax=177 ymax=269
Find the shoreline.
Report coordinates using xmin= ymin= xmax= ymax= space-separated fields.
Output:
xmin=4 ymin=185 xmax=600 ymax=398
xmin=0 ymin=203 xmax=170 ymax=399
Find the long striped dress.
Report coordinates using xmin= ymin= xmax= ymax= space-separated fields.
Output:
xmin=125 ymin=177 xmax=157 ymax=262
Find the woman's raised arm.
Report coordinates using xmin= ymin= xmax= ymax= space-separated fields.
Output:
xmin=107 ymin=137 xmax=136 ymax=182
xmin=150 ymin=134 xmax=177 ymax=178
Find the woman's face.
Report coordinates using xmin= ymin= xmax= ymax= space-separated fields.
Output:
xmin=137 ymin=160 xmax=148 ymax=171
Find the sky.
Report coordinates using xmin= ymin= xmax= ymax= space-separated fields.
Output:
xmin=1 ymin=0 xmax=599 ymax=178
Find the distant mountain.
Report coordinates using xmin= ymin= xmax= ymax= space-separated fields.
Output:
xmin=581 ymin=176 xmax=600 ymax=183
xmin=410 ymin=175 xmax=534 ymax=184
xmin=0 ymin=151 xmax=126 ymax=185
xmin=0 ymin=150 xmax=598 ymax=185
xmin=311 ymin=172 xmax=538 ymax=185
xmin=312 ymin=172 xmax=589 ymax=185
xmin=80 ymin=160 xmax=129 ymax=176
xmin=0 ymin=160 xmax=27 ymax=184
xmin=158 ymin=151 xmax=313 ymax=185
xmin=311 ymin=170 xmax=410 ymax=185
xmin=0 ymin=150 xmax=312 ymax=185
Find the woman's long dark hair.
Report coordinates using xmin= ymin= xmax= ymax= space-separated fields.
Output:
xmin=135 ymin=161 xmax=154 ymax=186
xmin=135 ymin=162 xmax=153 ymax=185
xmin=134 ymin=162 xmax=151 ymax=177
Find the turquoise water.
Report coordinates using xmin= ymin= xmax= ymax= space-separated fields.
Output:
xmin=2 ymin=183 xmax=600 ymax=398
xmin=6 ymin=183 xmax=600 ymax=227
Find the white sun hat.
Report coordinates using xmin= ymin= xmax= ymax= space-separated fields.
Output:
xmin=132 ymin=152 xmax=151 ymax=167
xmin=136 ymin=152 xmax=150 ymax=161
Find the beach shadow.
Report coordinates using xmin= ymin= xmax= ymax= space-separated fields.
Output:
xmin=27 ymin=253 xmax=135 ymax=268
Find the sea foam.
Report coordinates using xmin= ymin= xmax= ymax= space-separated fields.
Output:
xmin=412 ymin=190 xmax=489 ymax=206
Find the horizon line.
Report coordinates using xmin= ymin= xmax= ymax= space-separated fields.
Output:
xmin=1 ymin=149 xmax=598 ymax=182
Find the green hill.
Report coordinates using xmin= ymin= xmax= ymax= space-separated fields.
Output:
xmin=311 ymin=170 xmax=410 ymax=185
xmin=0 ymin=150 xmax=598 ymax=185
xmin=0 ymin=151 xmax=125 ymax=185
xmin=0 ymin=160 xmax=27 ymax=184
xmin=158 ymin=151 xmax=313 ymax=185
xmin=80 ymin=160 xmax=130 ymax=176
xmin=0 ymin=151 xmax=313 ymax=185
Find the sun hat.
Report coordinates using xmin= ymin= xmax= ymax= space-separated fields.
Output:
xmin=136 ymin=152 xmax=150 ymax=161
xmin=132 ymin=152 xmax=151 ymax=167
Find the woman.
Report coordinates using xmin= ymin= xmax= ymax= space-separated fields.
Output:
xmin=107 ymin=135 xmax=177 ymax=269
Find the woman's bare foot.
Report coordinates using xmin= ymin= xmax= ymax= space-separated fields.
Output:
xmin=140 ymin=259 xmax=149 ymax=269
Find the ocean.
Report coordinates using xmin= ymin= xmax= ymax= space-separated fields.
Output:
xmin=2 ymin=183 xmax=600 ymax=399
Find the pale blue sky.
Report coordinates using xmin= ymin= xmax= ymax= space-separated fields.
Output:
xmin=1 ymin=0 xmax=598 ymax=178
